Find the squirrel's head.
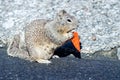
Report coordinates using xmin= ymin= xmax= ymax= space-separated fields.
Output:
xmin=55 ymin=10 xmax=78 ymax=33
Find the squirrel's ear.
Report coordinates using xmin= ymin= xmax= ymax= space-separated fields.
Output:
xmin=57 ymin=10 xmax=67 ymax=16
xmin=55 ymin=10 xmax=67 ymax=21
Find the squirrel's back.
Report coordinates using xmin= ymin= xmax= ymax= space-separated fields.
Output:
xmin=25 ymin=19 xmax=51 ymax=47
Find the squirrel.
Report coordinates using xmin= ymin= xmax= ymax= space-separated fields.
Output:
xmin=7 ymin=10 xmax=78 ymax=63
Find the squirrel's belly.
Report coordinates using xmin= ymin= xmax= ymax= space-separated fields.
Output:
xmin=34 ymin=43 xmax=57 ymax=59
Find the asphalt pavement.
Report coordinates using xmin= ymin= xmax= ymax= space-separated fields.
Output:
xmin=0 ymin=48 xmax=120 ymax=80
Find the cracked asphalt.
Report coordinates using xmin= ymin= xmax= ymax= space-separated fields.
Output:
xmin=0 ymin=48 xmax=120 ymax=80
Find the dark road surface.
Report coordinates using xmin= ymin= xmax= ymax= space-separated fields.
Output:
xmin=0 ymin=48 xmax=120 ymax=80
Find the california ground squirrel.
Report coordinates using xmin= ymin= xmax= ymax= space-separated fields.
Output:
xmin=7 ymin=10 xmax=78 ymax=63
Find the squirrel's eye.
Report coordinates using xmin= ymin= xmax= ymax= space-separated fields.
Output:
xmin=67 ymin=19 xmax=72 ymax=22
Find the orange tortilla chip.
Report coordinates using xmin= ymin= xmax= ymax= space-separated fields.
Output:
xmin=71 ymin=32 xmax=80 ymax=52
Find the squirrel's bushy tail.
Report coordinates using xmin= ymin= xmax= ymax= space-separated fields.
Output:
xmin=7 ymin=34 xmax=32 ymax=61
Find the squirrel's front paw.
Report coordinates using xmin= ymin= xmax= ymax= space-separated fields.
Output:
xmin=67 ymin=32 xmax=73 ymax=39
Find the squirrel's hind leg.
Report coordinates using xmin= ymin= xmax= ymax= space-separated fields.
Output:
xmin=7 ymin=34 xmax=31 ymax=61
xmin=7 ymin=34 xmax=20 ymax=56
